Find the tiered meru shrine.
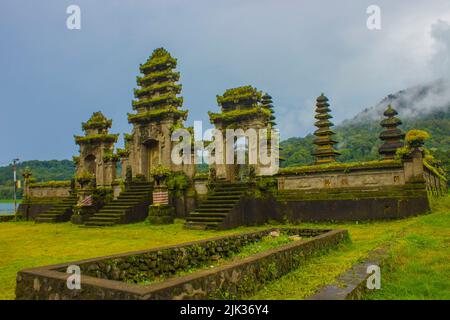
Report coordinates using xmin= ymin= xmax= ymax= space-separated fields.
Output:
xmin=19 ymin=48 xmax=447 ymax=229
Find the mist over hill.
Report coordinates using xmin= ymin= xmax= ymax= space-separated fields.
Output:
xmin=346 ymin=79 xmax=450 ymax=124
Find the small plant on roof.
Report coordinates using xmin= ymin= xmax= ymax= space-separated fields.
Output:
xmin=116 ymin=148 xmax=130 ymax=158
xmin=395 ymin=145 xmax=411 ymax=160
xmin=72 ymin=156 xmax=80 ymax=164
xmin=22 ymin=167 xmax=32 ymax=179
xmin=150 ymin=164 xmax=171 ymax=185
xmin=76 ymin=170 xmax=94 ymax=187
xmin=82 ymin=111 xmax=112 ymax=131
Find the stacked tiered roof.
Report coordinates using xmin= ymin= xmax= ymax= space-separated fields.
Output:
xmin=209 ymin=85 xmax=270 ymax=126
xmin=261 ymin=93 xmax=276 ymax=127
xmin=75 ymin=111 xmax=118 ymax=145
xmin=312 ymin=93 xmax=340 ymax=164
xmin=128 ymin=48 xmax=187 ymax=124
xmin=378 ymin=105 xmax=405 ymax=159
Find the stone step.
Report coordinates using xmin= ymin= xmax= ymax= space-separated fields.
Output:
xmin=98 ymin=208 xmax=132 ymax=213
xmin=117 ymin=195 xmax=148 ymax=200
xmin=83 ymin=182 xmax=152 ymax=227
xmin=94 ymin=213 xmax=124 ymax=218
xmin=34 ymin=195 xmax=76 ymax=223
xmin=128 ymin=187 xmax=153 ymax=191
xmin=197 ymin=203 xmax=235 ymax=209
xmin=186 ymin=216 xmax=225 ymax=222
xmin=37 ymin=214 xmax=60 ymax=218
xmin=205 ymin=195 xmax=241 ymax=201
xmin=84 ymin=221 xmax=116 ymax=227
xmin=102 ymin=204 xmax=139 ymax=209
xmin=118 ymin=192 xmax=150 ymax=197
xmin=188 ymin=212 xmax=228 ymax=217
xmin=106 ymin=201 xmax=143 ymax=205
xmin=211 ymin=191 xmax=245 ymax=196
xmin=35 ymin=217 xmax=56 ymax=223
xmin=88 ymin=216 xmax=121 ymax=222
xmin=184 ymin=221 xmax=220 ymax=230
xmin=195 ymin=208 xmax=231 ymax=213
xmin=110 ymin=202 xmax=144 ymax=206
xmin=214 ymin=187 xmax=248 ymax=192
xmin=184 ymin=182 xmax=251 ymax=229
xmin=98 ymin=210 xmax=128 ymax=215
xmin=200 ymin=199 xmax=237 ymax=204
xmin=212 ymin=182 xmax=249 ymax=187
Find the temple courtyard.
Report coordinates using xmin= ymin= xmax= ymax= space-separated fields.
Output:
xmin=1 ymin=195 xmax=448 ymax=300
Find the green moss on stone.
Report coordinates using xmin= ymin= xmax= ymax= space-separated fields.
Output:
xmin=29 ymin=181 xmax=71 ymax=188
xmin=209 ymin=107 xmax=270 ymax=124
xmin=74 ymin=133 xmax=119 ymax=145
xmin=128 ymin=107 xmax=187 ymax=124
xmin=278 ymin=159 xmax=402 ymax=175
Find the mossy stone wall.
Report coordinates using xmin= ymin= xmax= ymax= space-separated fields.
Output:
xmin=15 ymin=228 xmax=347 ymax=300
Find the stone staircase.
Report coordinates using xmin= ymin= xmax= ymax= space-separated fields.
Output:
xmin=34 ymin=194 xmax=78 ymax=223
xmin=84 ymin=182 xmax=152 ymax=227
xmin=185 ymin=182 xmax=248 ymax=230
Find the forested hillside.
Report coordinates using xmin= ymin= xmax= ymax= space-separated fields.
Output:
xmin=280 ymin=81 xmax=450 ymax=183
xmin=281 ymin=108 xmax=450 ymax=166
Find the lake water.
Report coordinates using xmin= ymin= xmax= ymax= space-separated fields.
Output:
xmin=0 ymin=202 xmax=15 ymax=215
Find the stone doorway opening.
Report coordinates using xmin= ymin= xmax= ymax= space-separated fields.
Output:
xmin=84 ymin=154 xmax=96 ymax=176
xmin=143 ymin=139 xmax=160 ymax=179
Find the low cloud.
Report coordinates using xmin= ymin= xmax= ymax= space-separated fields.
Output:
xmin=430 ymin=19 xmax=450 ymax=79
xmin=347 ymin=19 xmax=450 ymax=124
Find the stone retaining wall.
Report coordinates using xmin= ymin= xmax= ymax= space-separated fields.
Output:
xmin=277 ymin=166 xmax=406 ymax=191
xmin=0 ymin=214 xmax=15 ymax=222
xmin=28 ymin=186 xmax=71 ymax=198
xmin=17 ymin=198 xmax=58 ymax=220
xmin=16 ymin=228 xmax=348 ymax=300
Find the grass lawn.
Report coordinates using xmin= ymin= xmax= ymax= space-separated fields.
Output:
xmin=0 ymin=222 xmax=265 ymax=300
xmin=0 ymin=195 xmax=448 ymax=300
xmin=364 ymin=195 xmax=450 ymax=299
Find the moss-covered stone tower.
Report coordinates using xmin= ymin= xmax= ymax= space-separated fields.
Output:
xmin=127 ymin=48 xmax=191 ymax=180
xmin=312 ymin=93 xmax=340 ymax=164
xmin=378 ymin=105 xmax=405 ymax=159
xmin=74 ymin=111 xmax=119 ymax=186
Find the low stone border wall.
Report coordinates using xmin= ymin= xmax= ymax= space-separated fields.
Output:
xmin=307 ymin=247 xmax=388 ymax=300
xmin=16 ymin=228 xmax=348 ymax=300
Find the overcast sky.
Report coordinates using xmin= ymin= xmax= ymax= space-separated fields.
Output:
xmin=0 ymin=0 xmax=449 ymax=164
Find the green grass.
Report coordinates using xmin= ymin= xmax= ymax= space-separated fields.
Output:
xmin=363 ymin=196 xmax=450 ymax=300
xmin=248 ymin=195 xmax=450 ymax=300
xmin=0 ymin=221 xmax=263 ymax=300
xmin=235 ymin=234 xmax=294 ymax=258
xmin=0 ymin=196 xmax=448 ymax=300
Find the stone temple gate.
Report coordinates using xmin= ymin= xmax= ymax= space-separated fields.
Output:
xmin=208 ymin=86 xmax=279 ymax=182
xmin=125 ymin=48 xmax=193 ymax=180
xmin=74 ymin=112 xmax=119 ymax=186
xmin=74 ymin=48 xmax=279 ymax=185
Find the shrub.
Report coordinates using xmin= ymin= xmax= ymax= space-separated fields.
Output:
xmin=406 ymin=129 xmax=430 ymax=147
